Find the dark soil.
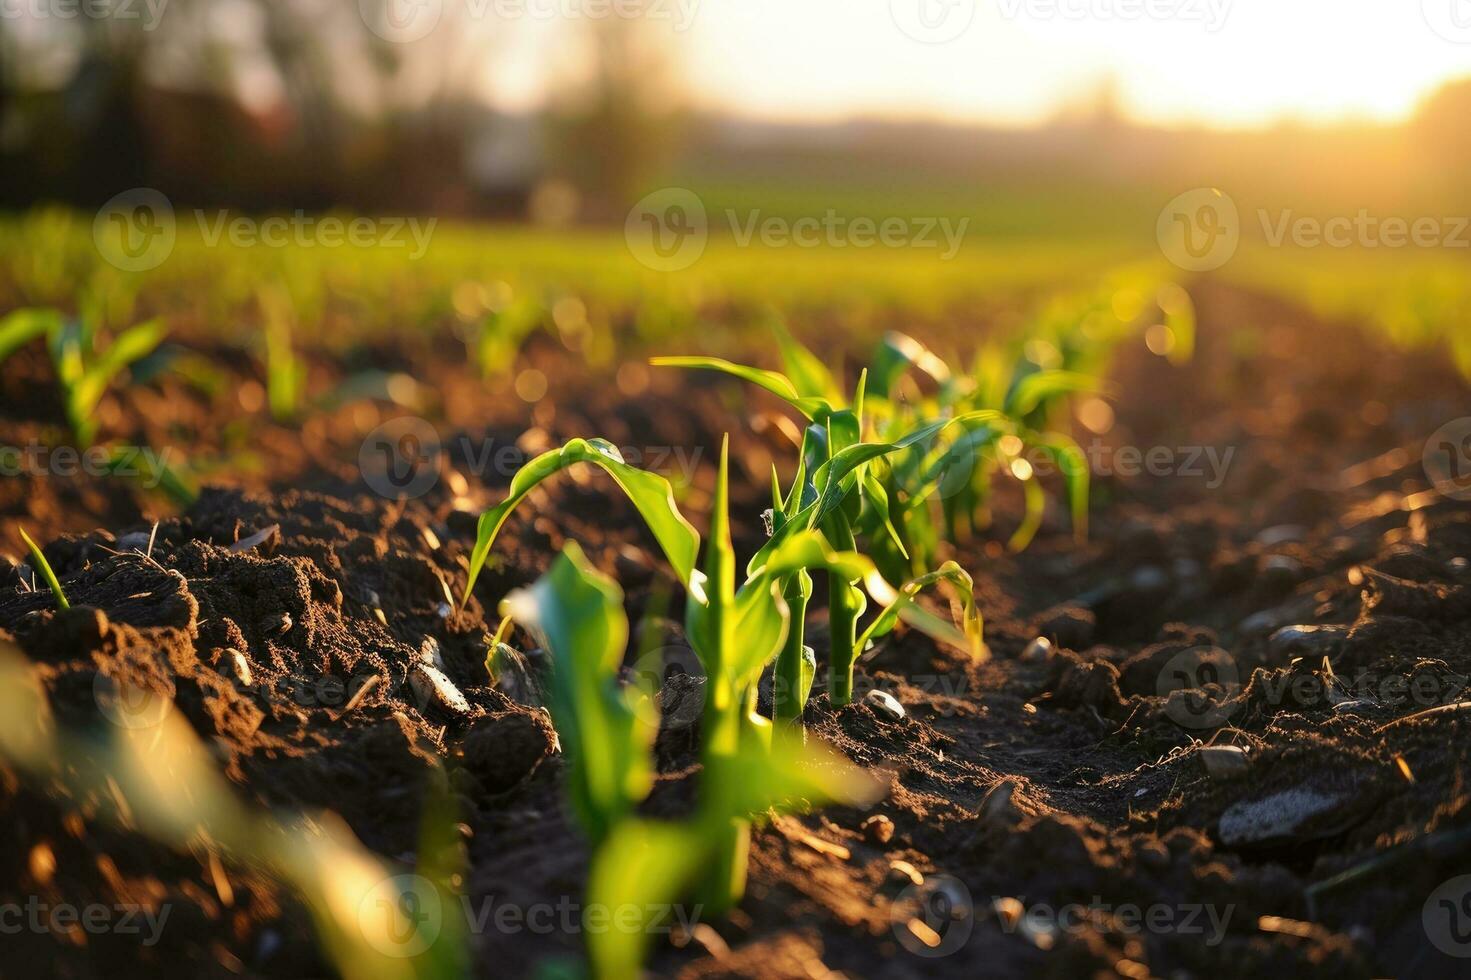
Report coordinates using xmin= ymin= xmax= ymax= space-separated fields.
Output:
xmin=3 ymin=279 xmax=1471 ymax=979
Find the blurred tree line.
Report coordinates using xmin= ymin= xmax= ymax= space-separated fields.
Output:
xmin=0 ymin=0 xmax=684 ymax=218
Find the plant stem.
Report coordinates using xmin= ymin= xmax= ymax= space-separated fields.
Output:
xmin=774 ymin=572 xmax=811 ymax=725
xmin=825 ymin=517 xmax=860 ymax=705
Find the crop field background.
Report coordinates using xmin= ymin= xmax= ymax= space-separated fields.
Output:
xmin=3 ymin=5 xmax=1471 ymax=980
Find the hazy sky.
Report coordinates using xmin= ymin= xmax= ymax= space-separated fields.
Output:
xmin=505 ymin=0 xmax=1471 ymax=128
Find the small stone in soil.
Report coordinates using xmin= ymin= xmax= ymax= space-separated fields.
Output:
xmin=410 ymin=662 xmax=471 ymax=715
xmin=266 ymin=612 xmax=292 ymax=637
xmin=977 ymin=777 xmax=1023 ymax=826
xmin=1021 ymin=636 xmax=1054 ymax=663
xmin=887 ymin=860 xmax=923 ymax=888
xmin=226 ymin=648 xmax=252 ymax=687
xmin=861 ymin=814 xmax=895 ymax=844
xmin=1198 ymin=745 xmax=1249 ymax=778
xmin=1269 ymin=624 xmax=1348 ymax=657
xmin=865 ymin=689 xmax=905 ymax=721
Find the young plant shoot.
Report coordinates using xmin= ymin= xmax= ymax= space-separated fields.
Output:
xmin=505 ymin=541 xmax=880 ymax=979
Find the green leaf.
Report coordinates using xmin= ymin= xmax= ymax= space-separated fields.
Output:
xmin=683 ymin=437 xmax=746 ymax=756
xmin=19 ymin=527 xmax=69 ymax=611
xmin=808 ymin=412 xmax=1007 ymax=527
xmin=69 ymin=319 xmax=168 ymax=440
xmin=463 ymin=437 xmax=700 ymax=606
xmin=501 ymin=543 xmax=653 ymax=842
xmin=731 ymin=530 xmax=873 ymax=687
xmin=860 ymin=468 xmax=908 ymax=560
xmin=769 ymin=320 xmax=837 ymax=400
xmin=796 ymin=644 xmax=817 ymax=708
xmin=650 ymin=356 xmax=834 ymax=420
xmin=101 ymin=445 xmax=198 ymax=508
xmin=869 ymin=331 xmax=951 ymax=400
xmin=1032 ymin=432 xmax=1091 ymax=543
xmin=723 ymin=733 xmax=885 ymax=819
xmin=859 ymin=561 xmax=982 ymax=659
xmin=585 ymin=819 xmax=705 ymax=980
xmin=1008 ymin=465 xmax=1046 ymax=553
xmin=0 ymin=308 xmax=60 ymax=364
xmin=1006 ymin=369 xmax=1109 ymax=418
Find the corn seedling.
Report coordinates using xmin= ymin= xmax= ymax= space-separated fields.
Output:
xmin=0 ymin=307 xmax=60 ymax=365
xmin=654 ymin=341 xmax=993 ymax=705
xmin=471 ymin=296 xmax=543 ymax=380
xmin=18 ymin=527 xmax=69 ymax=611
xmin=0 ymin=643 xmax=465 ymax=980
xmin=463 ymin=431 xmax=938 ymax=915
xmin=504 ymin=542 xmax=879 ymax=978
xmin=101 ymin=446 xmax=200 ymax=509
xmin=51 ymin=315 xmax=169 ymax=448
xmin=0 ymin=308 xmax=166 ymax=447
xmin=258 ymin=286 xmax=304 ymax=422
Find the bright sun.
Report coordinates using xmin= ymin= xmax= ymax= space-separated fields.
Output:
xmin=669 ymin=0 xmax=1471 ymax=127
